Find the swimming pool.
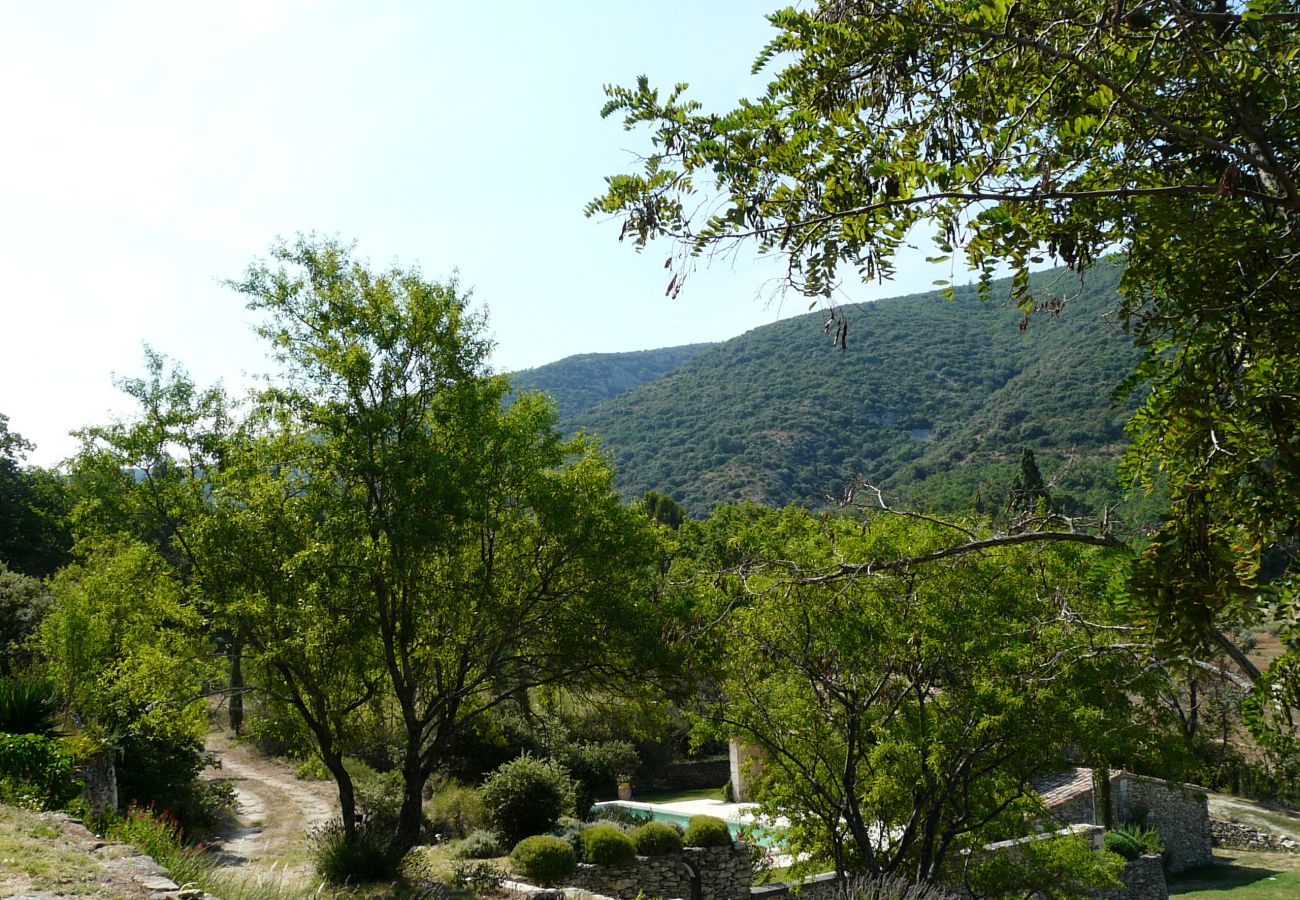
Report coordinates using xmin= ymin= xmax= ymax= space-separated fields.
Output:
xmin=592 ymin=800 xmax=784 ymax=849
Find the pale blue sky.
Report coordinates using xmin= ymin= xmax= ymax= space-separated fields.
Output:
xmin=1 ymin=2 xmax=941 ymax=466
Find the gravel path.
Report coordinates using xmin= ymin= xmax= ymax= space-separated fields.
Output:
xmin=1208 ymin=790 xmax=1300 ymax=842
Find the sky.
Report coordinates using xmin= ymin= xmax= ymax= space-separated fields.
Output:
xmin=1 ymin=1 xmax=945 ymax=467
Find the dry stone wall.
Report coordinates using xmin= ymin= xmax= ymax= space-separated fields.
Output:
xmin=1092 ymin=854 xmax=1167 ymax=900
xmin=1210 ymin=819 xmax=1300 ymax=852
xmin=562 ymin=844 xmax=751 ymax=900
xmin=750 ymin=871 xmax=844 ymax=900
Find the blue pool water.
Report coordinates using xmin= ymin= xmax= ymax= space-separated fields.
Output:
xmin=593 ymin=801 xmax=782 ymax=849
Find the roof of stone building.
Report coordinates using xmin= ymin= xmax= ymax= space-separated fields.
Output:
xmin=1034 ymin=766 xmax=1094 ymax=810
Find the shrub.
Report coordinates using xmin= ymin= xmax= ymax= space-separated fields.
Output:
xmin=243 ymin=713 xmax=309 ymax=758
xmin=451 ymin=860 xmax=506 ymax=894
xmin=174 ymin=777 xmax=237 ymax=838
xmin=481 ymin=755 xmax=576 ymax=845
xmin=453 ymin=828 xmax=505 ymax=859
xmin=590 ymin=803 xmax=653 ymax=827
xmin=108 ymin=804 xmax=185 ymax=861
xmin=557 ymin=819 xmax=585 ymax=862
xmin=0 ymin=676 xmax=61 ymax=737
xmin=582 ymin=823 xmax=637 ymax=866
xmin=683 ymin=814 xmax=732 ymax=847
xmin=427 ymin=779 xmax=488 ymax=839
xmin=352 ymin=765 xmax=404 ymax=830
xmin=110 ymin=723 xmax=217 ymax=835
xmin=1110 ymin=822 xmax=1165 ymax=863
xmin=309 ymin=817 xmax=404 ymax=884
xmin=294 ymin=754 xmax=330 ymax=781
xmin=832 ymin=874 xmax=960 ymax=900
xmin=556 ymin=740 xmax=640 ymax=817
xmin=631 ymin=821 xmax=682 ymax=856
xmin=1103 ymin=829 xmax=1144 ymax=862
xmin=0 ymin=732 xmax=79 ymax=809
xmin=511 ymin=834 xmax=577 ymax=886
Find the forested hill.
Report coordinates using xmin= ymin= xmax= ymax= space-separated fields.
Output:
xmin=510 ymin=343 xmax=715 ymax=420
xmin=539 ymin=262 xmax=1158 ymax=522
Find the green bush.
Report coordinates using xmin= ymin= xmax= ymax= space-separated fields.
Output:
xmin=453 ymin=828 xmax=505 ymax=859
xmin=243 ymin=713 xmax=309 ymax=758
xmin=294 ymin=754 xmax=330 ymax=781
xmin=556 ymin=740 xmax=639 ymax=817
xmin=0 ymin=732 xmax=79 ymax=809
xmin=108 ymin=804 xmax=185 ymax=861
xmin=1103 ymin=829 xmax=1144 ymax=862
xmin=1110 ymin=823 xmax=1164 ymax=863
xmin=451 ymin=860 xmax=506 ymax=894
xmin=481 ymin=755 xmax=576 ymax=845
xmin=582 ymin=823 xmax=637 ymax=866
xmin=427 ymin=779 xmax=488 ymax=839
xmin=108 ymin=718 xmax=227 ymax=836
xmin=0 ymin=676 xmax=61 ymax=737
xmin=348 ymin=761 xmax=404 ymax=831
xmin=591 ymin=803 xmax=653 ymax=827
xmin=831 ymin=874 xmax=959 ymax=899
xmin=683 ymin=814 xmax=732 ymax=847
xmin=309 ymin=817 xmax=404 ymax=884
xmin=511 ymin=834 xmax=577 ymax=886
xmin=631 ymin=821 xmax=682 ymax=856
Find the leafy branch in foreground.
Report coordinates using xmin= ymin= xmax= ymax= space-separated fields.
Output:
xmin=591 ymin=0 xmax=1300 ymax=693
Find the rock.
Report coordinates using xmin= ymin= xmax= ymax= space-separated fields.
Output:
xmin=139 ymin=875 xmax=181 ymax=891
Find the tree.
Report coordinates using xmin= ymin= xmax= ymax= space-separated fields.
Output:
xmin=679 ymin=504 xmax=1150 ymax=886
xmin=0 ymin=414 xmax=71 ymax=578
xmin=69 ymin=351 xmax=247 ymax=731
xmin=224 ymin=236 xmax=662 ymax=849
xmin=41 ymin=537 xmax=218 ymax=820
xmin=1008 ymin=447 xmax=1054 ymax=525
xmin=0 ymin=563 xmax=51 ymax=675
xmin=589 ymin=2 xmax=1300 ymax=674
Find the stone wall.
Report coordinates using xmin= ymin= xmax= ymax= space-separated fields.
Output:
xmin=690 ymin=844 xmax=752 ymax=900
xmin=641 ymin=757 xmax=732 ymax=794
xmin=77 ymin=748 xmax=118 ymax=815
xmin=565 ymin=844 xmax=751 ymax=900
xmin=749 ymin=848 xmax=1165 ymax=900
xmin=569 ymin=857 xmax=689 ymax=899
xmin=1109 ymin=772 xmax=1211 ymax=875
xmin=750 ymin=871 xmax=844 ymax=900
xmin=1085 ymin=854 xmax=1168 ymax=900
xmin=1210 ymin=818 xmax=1300 ymax=852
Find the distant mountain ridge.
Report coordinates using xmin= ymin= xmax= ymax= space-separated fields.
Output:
xmin=510 ymin=343 xmax=715 ymax=420
xmin=513 ymin=263 xmax=1159 ymax=526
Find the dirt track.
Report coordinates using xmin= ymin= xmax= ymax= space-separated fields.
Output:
xmin=203 ymin=730 xmax=338 ymax=887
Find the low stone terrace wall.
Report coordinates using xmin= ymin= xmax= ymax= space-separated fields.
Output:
xmin=1210 ymin=818 xmax=1300 ymax=852
xmin=561 ymin=843 xmax=751 ymax=900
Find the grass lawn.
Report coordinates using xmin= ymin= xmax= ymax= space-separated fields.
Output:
xmin=632 ymin=785 xmax=727 ymax=804
xmin=1169 ymin=849 xmax=1300 ymax=898
xmin=0 ymin=805 xmax=109 ymax=896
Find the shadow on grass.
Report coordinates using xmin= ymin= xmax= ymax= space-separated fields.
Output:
xmin=1169 ymin=859 xmax=1286 ymax=894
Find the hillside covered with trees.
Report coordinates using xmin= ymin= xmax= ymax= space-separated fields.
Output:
xmin=511 ymin=344 xmax=715 ymax=421
xmin=542 ymin=262 xmax=1152 ymax=524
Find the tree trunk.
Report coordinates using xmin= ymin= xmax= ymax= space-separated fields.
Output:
xmin=228 ymin=636 xmax=244 ymax=736
xmin=322 ymin=751 xmax=358 ymax=835
xmin=395 ymin=739 xmax=427 ymax=851
xmin=1096 ymin=765 xmax=1113 ymax=828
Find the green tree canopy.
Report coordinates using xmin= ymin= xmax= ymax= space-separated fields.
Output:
xmin=220 ymin=236 xmax=664 ymax=848
xmin=0 ymin=414 xmax=71 ymax=578
xmin=678 ymin=504 xmax=1152 ymax=886
xmin=589 ymin=2 xmax=1300 ymax=669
